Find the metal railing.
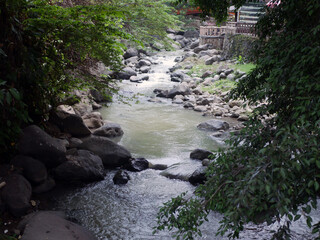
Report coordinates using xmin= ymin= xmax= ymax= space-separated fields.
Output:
xmin=200 ymin=22 xmax=256 ymax=37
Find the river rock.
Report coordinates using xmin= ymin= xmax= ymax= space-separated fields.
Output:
xmin=193 ymin=44 xmax=209 ymax=54
xmin=124 ymin=158 xmax=149 ymax=172
xmin=205 ymin=57 xmax=216 ymax=65
xmin=18 ymin=211 xmax=97 ymax=240
xmin=140 ymin=66 xmax=151 ymax=73
xmin=167 ymin=84 xmax=191 ymax=99
xmin=78 ymin=136 xmax=131 ymax=168
xmin=130 ymin=76 xmax=142 ymax=83
xmin=156 ymin=90 xmax=168 ymax=98
xmin=63 ymin=114 xmax=92 ymax=137
xmin=68 ymin=137 xmax=83 ymax=149
xmin=11 ymin=155 xmax=47 ymax=185
xmin=1 ymin=174 xmax=32 ymax=217
xmin=238 ymin=115 xmax=249 ymax=121
xmin=138 ymin=59 xmax=152 ymax=67
xmin=172 ymin=98 xmax=184 ymax=104
xmin=160 ymin=162 xmax=200 ymax=181
xmin=73 ymin=102 xmax=93 ymax=117
xmin=148 ymin=163 xmax=168 ymax=170
xmin=54 ymin=150 xmax=104 ymax=182
xmin=190 ymin=149 xmax=213 ymax=160
xmin=82 ymin=112 xmax=104 ymax=129
xmin=197 ymin=119 xmax=230 ymax=132
xmin=124 ymin=48 xmax=139 ymax=59
xmin=50 ymin=106 xmax=91 ymax=137
xmin=201 ymin=71 xmax=213 ymax=79
xmin=93 ymin=122 xmax=124 ymax=138
xmin=117 ymin=67 xmax=137 ymax=79
xmin=194 ymin=106 xmax=207 ymax=112
xmin=189 ymin=167 xmax=207 ymax=186
xmin=18 ymin=125 xmax=66 ymax=168
xmin=32 ymin=177 xmax=56 ymax=194
xmin=113 ymin=170 xmax=130 ymax=185
xmin=170 ymin=70 xmax=186 ymax=82
xmin=189 ymin=39 xmax=199 ymax=49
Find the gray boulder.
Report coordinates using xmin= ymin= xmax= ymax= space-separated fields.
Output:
xmin=138 ymin=59 xmax=152 ymax=67
xmin=113 ymin=170 xmax=130 ymax=185
xmin=32 ymin=177 xmax=56 ymax=194
xmin=18 ymin=125 xmax=66 ymax=168
xmin=124 ymin=158 xmax=149 ymax=172
xmin=11 ymin=155 xmax=47 ymax=185
xmin=189 ymin=167 xmax=207 ymax=186
xmin=190 ymin=149 xmax=213 ymax=160
xmin=93 ymin=122 xmax=124 ymax=138
xmin=82 ymin=112 xmax=104 ymax=129
xmin=205 ymin=57 xmax=216 ymax=65
xmin=193 ymin=44 xmax=209 ymax=54
xmin=117 ymin=67 xmax=137 ymax=79
xmin=194 ymin=106 xmax=207 ymax=112
xmin=197 ymin=119 xmax=230 ymax=131
xmin=130 ymin=76 xmax=142 ymax=83
xmin=140 ymin=66 xmax=151 ymax=73
xmin=167 ymin=84 xmax=191 ymax=99
xmin=170 ymin=70 xmax=186 ymax=82
xmin=124 ymin=48 xmax=138 ymax=59
xmin=89 ymin=89 xmax=110 ymax=103
xmin=54 ymin=150 xmax=104 ymax=182
xmin=73 ymin=102 xmax=93 ymax=117
xmin=160 ymin=162 xmax=199 ymax=181
xmin=78 ymin=136 xmax=131 ymax=168
xmin=201 ymin=70 xmax=213 ymax=79
xmin=1 ymin=174 xmax=31 ymax=217
xmin=18 ymin=211 xmax=97 ymax=240
xmin=184 ymin=30 xmax=199 ymax=38
xmin=62 ymin=114 xmax=91 ymax=137
xmin=189 ymin=40 xmax=199 ymax=49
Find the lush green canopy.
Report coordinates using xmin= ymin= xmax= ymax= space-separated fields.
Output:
xmin=0 ymin=0 xmax=178 ymax=159
xmin=155 ymin=0 xmax=320 ymax=239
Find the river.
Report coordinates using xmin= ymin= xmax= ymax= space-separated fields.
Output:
xmin=53 ymin=50 xmax=319 ymax=240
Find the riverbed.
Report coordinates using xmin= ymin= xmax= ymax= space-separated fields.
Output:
xmin=53 ymin=50 xmax=319 ymax=240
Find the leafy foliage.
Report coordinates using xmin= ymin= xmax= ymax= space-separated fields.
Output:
xmin=155 ymin=0 xmax=320 ymax=239
xmin=0 ymin=0 xmax=178 ymax=160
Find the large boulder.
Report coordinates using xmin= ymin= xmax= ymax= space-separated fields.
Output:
xmin=73 ymin=102 xmax=93 ymax=117
xmin=93 ymin=122 xmax=124 ymax=138
xmin=1 ymin=174 xmax=32 ymax=217
xmin=82 ymin=112 xmax=104 ymax=129
xmin=18 ymin=211 xmax=97 ymax=240
xmin=62 ymin=115 xmax=92 ymax=137
xmin=193 ymin=44 xmax=209 ymax=54
xmin=184 ymin=30 xmax=199 ymax=38
xmin=117 ymin=67 xmax=137 ymax=80
xmin=197 ymin=119 xmax=230 ymax=132
xmin=170 ymin=70 xmax=186 ymax=82
xmin=50 ymin=106 xmax=91 ymax=137
xmin=18 ymin=125 xmax=66 ymax=168
xmin=189 ymin=167 xmax=207 ymax=186
xmin=123 ymin=48 xmax=139 ymax=59
xmin=160 ymin=162 xmax=199 ymax=181
xmin=89 ymin=89 xmax=110 ymax=103
xmin=11 ymin=155 xmax=47 ymax=185
xmin=167 ymin=84 xmax=191 ymax=99
xmin=190 ymin=149 xmax=213 ymax=160
xmin=32 ymin=177 xmax=56 ymax=194
xmin=54 ymin=150 xmax=104 ymax=182
xmin=113 ymin=170 xmax=130 ymax=185
xmin=78 ymin=136 xmax=131 ymax=168
xmin=124 ymin=158 xmax=149 ymax=172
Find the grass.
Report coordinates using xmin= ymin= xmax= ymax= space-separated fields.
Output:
xmin=232 ymin=63 xmax=256 ymax=73
xmin=202 ymin=79 xmax=237 ymax=94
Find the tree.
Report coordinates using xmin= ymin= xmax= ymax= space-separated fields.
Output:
xmin=0 ymin=0 xmax=179 ymax=160
xmin=154 ymin=0 xmax=320 ymax=239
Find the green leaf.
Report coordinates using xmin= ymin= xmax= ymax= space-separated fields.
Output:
xmin=9 ymin=88 xmax=20 ymax=100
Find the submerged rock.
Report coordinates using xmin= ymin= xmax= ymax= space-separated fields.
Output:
xmin=189 ymin=167 xmax=207 ymax=186
xmin=93 ymin=122 xmax=124 ymax=138
xmin=124 ymin=158 xmax=149 ymax=172
xmin=190 ymin=149 xmax=213 ymax=160
xmin=197 ymin=119 xmax=230 ymax=132
xmin=113 ymin=170 xmax=130 ymax=185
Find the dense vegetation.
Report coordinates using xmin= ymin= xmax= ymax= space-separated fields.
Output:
xmin=0 ymin=0 xmax=178 ymax=160
xmin=155 ymin=0 xmax=320 ymax=239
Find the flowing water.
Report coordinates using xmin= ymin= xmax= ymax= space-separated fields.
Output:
xmin=54 ymin=50 xmax=319 ymax=240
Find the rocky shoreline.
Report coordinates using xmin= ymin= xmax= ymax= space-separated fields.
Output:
xmin=0 ymin=29 xmax=254 ymax=239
